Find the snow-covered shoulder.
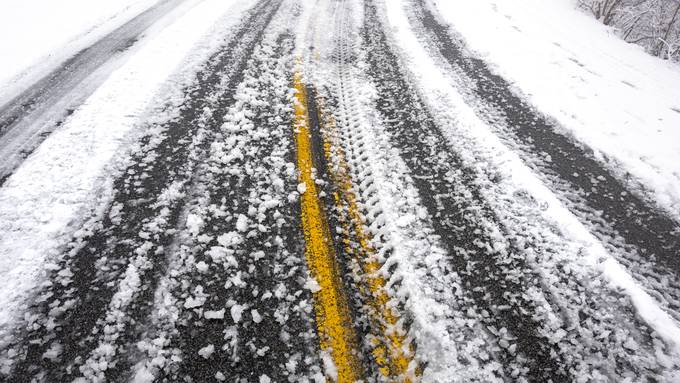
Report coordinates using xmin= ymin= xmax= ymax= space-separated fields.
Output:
xmin=0 ymin=0 xmax=162 ymax=105
xmin=433 ymin=0 xmax=680 ymax=219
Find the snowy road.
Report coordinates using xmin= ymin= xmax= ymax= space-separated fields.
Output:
xmin=1 ymin=0 xmax=680 ymax=381
xmin=0 ymin=0 xmax=187 ymax=184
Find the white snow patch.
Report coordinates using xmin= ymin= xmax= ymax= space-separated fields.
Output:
xmin=236 ymin=213 xmax=249 ymax=232
xmin=184 ymin=296 xmax=205 ymax=309
xmin=251 ymin=309 xmax=262 ymax=324
xmin=204 ymin=309 xmax=226 ymax=320
xmin=42 ymin=342 xmax=63 ymax=361
xmin=285 ymin=358 xmax=298 ymax=373
xmin=195 ymin=261 xmax=209 ymax=273
xmin=217 ymin=231 xmax=243 ymax=247
xmin=131 ymin=367 xmax=156 ymax=383
xmin=185 ymin=213 xmax=204 ymax=237
xmin=230 ymin=304 xmax=245 ymax=323
xmin=198 ymin=344 xmax=215 ymax=359
xmin=304 ymin=277 xmax=322 ymax=293
xmin=321 ymin=350 xmax=338 ymax=381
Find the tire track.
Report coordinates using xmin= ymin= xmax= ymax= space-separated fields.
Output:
xmin=132 ymin=3 xmax=326 ymax=381
xmin=372 ymin=0 xmax=680 ymax=380
xmin=312 ymin=3 xmax=500 ymax=379
xmin=407 ymin=0 xmax=680 ymax=310
xmin=361 ymin=0 xmax=573 ymax=380
xmin=307 ymin=4 xmax=421 ymax=379
xmin=163 ymin=36 xmax=324 ymax=383
xmin=0 ymin=1 xmax=280 ymax=380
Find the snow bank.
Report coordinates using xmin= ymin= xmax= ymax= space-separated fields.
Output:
xmin=432 ymin=0 xmax=680 ymax=218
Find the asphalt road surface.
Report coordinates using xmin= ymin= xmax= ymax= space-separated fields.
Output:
xmin=1 ymin=0 xmax=679 ymax=381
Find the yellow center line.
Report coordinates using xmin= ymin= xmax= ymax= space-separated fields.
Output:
xmin=293 ymin=67 xmax=364 ymax=383
xmin=315 ymin=97 xmax=419 ymax=382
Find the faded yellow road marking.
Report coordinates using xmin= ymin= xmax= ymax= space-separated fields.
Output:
xmin=293 ymin=69 xmax=364 ymax=382
xmin=315 ymin=96 xmax=418 ymax=381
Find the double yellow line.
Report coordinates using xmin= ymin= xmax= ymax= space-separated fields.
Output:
xmin=293 ymin=66 xmax=417 ymax=382
xmin=294 ymin=71 xmax=364 ymax=382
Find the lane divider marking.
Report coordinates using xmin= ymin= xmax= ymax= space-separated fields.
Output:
xmin=314 ymin=95 xmax=419 ymax=382
xmin=293 ymin=66 xmax=364 ymax=383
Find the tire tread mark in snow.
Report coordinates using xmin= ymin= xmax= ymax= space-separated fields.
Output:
xmin=292 ymin=81 xmax=366 ymax=382
xmin=1 ymin=1 xmax=280 ymax=381
xmin=362 ymin=0 xmax=572 ymax=380
xmin=411 ymin=0 xmax=680 ymax=275
xmin=303 ymin=84 xmax=384 ymax=380
xmin=310 ymin=89 xmax=419 ymax=381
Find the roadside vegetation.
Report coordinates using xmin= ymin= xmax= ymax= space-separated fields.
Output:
xmin=579 ymin=0 xmax=680 ymax=61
